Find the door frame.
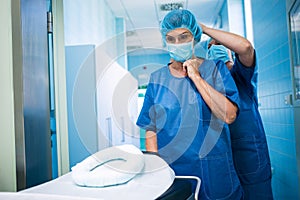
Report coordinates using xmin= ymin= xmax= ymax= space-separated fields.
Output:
xmin=52 ymin=0 xmax=70 ymax=176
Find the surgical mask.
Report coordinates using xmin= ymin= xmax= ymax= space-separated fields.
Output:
xmin=166 ymin=40 xmax=194 ymax=62
xmin=208 ymin=45 xmax=230 ymax=63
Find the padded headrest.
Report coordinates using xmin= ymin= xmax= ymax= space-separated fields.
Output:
xmin=71 ymin=144 xmax=145 ymax=187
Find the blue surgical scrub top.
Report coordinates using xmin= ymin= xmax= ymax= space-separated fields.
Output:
xmin=229 ymin=53 xmax=272 ymax=185
xmin=137 ymin=60 xmax=243 ymax=200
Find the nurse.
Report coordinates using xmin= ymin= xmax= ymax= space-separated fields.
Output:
xmin=199 ymin=25 xmax=273 ymax=199
xmin=136 ymin=9 xmax=243 ymax=199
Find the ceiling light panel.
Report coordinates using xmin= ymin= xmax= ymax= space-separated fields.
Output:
xmin=154 ymin=0 xmax=187 ymax=22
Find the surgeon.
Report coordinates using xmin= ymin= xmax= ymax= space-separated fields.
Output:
xmin=196 ymin=25 xmax=273 ymax=199
xmin=136 ymin=9 xmax=244 ymax=199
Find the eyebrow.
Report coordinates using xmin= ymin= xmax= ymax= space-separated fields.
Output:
xmin=166 ymin=31 xmax=191 ymax=37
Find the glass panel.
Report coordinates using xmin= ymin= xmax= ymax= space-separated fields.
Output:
xmin=290 ymin=1 xmax=300 ymax=100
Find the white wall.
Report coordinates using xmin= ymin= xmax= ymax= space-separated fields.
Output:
xmin=63 ymin=0 xmax=139 ymax=151
xmin=63 ymin=0 xmax=116 ymax=46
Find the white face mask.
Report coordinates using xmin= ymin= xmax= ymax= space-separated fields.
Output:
xmin=166 ymin=40 xmax=194 ymax=62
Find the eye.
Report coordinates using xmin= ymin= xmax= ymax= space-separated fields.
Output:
xmin=179 ymin=34 xmax=188 ymax=41
xmin=166 ymin=35 xmax=176 ymax=43
xmin=178 ymin=33 xmax=192 ymax=42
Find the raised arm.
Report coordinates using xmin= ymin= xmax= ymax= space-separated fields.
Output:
xmin=200 ymin=23 xmax=255 ymax=67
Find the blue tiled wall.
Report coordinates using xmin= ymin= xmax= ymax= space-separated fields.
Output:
xmin=251 ymin=0 xmax=299 ymax=199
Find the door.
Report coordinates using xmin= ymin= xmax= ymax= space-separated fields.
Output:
xmin=288 ymin=0 xmax=300 ymax=198
xmin=18 ymin=0 xmax=52 ymax=189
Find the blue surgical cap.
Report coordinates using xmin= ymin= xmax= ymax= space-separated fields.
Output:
xmin=160 ymin=9 xmax=202 ymax=43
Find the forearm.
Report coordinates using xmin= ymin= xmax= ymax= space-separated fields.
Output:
xmin=201 ymin=24 xmax=254 ymax=67
xmin=191 ymin=73 xmax=237 ymax=124
xmin=145 ymin=130 xmax=158 ymax=152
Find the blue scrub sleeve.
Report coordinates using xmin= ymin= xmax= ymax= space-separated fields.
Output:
xmin=231 ymin=51 xmax=257 ymax=97
xmin=136 ymin=76 xmax=156 ymax=132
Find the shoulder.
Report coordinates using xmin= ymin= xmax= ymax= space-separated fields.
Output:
xmin=149 ymin=66 xmax=168 ymax=79
xmin=151 ymin=66 xmax=168 ymax=75
xmin=200 ymin=59 xmax=230 ymax=78
xmin=233 ymin=50 xmax=257 ymax=70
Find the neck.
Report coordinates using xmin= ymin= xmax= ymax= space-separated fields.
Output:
xmin=169 ymin=61 xmax=187 ymax=78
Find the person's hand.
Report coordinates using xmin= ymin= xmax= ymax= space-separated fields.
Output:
xmin=183 ymin=58 xmax=203 ymax=79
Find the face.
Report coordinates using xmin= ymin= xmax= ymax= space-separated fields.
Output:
xmin=165 ymin=28 xmax=194 ymax=44
xmin=165 ymin=28 xmax=195 ymax=62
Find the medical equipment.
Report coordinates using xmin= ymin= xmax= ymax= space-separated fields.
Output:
xmin=0 ymin=145 xmax=201 ymax=200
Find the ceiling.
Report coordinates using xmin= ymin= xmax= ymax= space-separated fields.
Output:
xmin=106 ymin=0 xmax=225 ymax=52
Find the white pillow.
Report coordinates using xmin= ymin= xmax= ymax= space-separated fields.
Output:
xmin=71 ymin=144 xmax=145 ymax=187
